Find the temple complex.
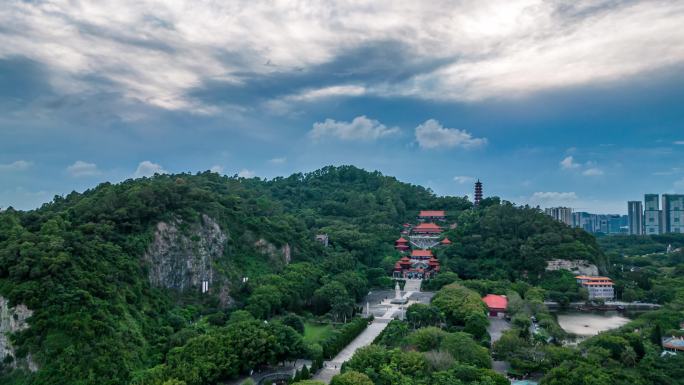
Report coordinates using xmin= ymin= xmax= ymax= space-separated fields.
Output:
xmin=393 ymin=210 xmax=452 ymax=279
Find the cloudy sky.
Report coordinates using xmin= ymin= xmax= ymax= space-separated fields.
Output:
xmin=1 ymin=0 xmax=684 ymax=213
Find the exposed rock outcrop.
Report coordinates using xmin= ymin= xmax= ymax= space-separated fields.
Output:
xmin=144 ymin=214 xmax=227 ymax=292
xmin=545 ymin=259 xmax=599 ymax=276
xmin=0 ymin=296 xmax=37 ymax=371
xmin=255 ymin=238 xmax=291 ymax=265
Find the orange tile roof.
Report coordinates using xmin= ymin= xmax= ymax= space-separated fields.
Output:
xmin=419 ymin=210 xmax=446 ymax=217
xmin=396 ymin=237 xmax=408 ymax=243
xmin=582 ymin=282 xmax=614 ymax=286
xmin=411 ymin=249 xmax=433 ymax=257
xmin=441 ymin=237 xmax=452 ymax=244
xmin=483 ymin=294 xmax=508 ymax=310
xmin=575 ymin=276 xmax=612 ymax=281
xmin=414 ymin=222 xmax=442 ymax=230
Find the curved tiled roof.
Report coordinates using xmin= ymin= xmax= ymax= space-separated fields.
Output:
xmin=482 ymin=294 xmax=508 ymax=310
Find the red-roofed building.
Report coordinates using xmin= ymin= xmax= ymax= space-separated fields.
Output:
xmin=411 ymin=249 xmax=433 ymax=259
xmin=441 ymin=237 xmax=452 ymax=245
xmin=483 ymin=294 xmax=508 ymax=317
xmin=393 ymin=254 xmax=440 ymax=279
xmin=418 ymin=210 xmax=446 ymax=221
xmin=395 ymin=237 xmax=410 ymax=252
xmin=412 ymin=222 xmax=442 ymax=234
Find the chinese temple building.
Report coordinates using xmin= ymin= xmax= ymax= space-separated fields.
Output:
xmin=412 ymin=222 xmax=442 ymax=234
xmin=483 ymin=294 xmax=508 ymax=317
xmin=411 ymin=249 xmax=433 ymax=259
xmin=418 ymin=210 xmax=446 ymax=221
xmin=395 ymin=237 xmax=410 ymax=252
xmin=392 ymin=211 xmax=448 ymax=279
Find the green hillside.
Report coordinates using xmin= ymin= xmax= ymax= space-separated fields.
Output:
xmin=0 ymin=166 xmax=606 ymax=385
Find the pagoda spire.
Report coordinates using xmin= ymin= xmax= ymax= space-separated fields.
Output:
xmin=474 ymin=179 xmax=483 ymax=206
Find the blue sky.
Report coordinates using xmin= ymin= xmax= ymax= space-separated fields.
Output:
xmin=1 ymin=0 xmax=684 ymax=213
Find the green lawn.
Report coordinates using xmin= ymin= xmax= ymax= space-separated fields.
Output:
xmin=303 ymin=322 xmax=334 ymax=344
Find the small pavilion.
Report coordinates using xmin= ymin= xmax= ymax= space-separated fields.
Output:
xmin=482 ymin=294 xmax=508 ymax=317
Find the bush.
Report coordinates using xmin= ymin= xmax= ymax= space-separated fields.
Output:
xmin=320 ymin=317 xmax=372 ymax=359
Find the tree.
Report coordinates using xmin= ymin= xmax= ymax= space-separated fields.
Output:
xmin=312 ymin=281 xmax=350 ymax=315
xmin=246 ymin=285 xmax=283 ymax=319
xmin=406 ymin=327 xmax=449 ymax=351
xmin=281 ymin=313 xmax=305 ymax=334
xmin=440 ymin=332 xmax=492 ymax=369
xmin=464 ymin=313 xmax=489 ymax=340
xmin=406 ymin=303 xmax=441 ymax=329
xmin=431 ymin=284 xmax=487 ymax=327
xmin=331 ymin=371 xmax=374 ymax=385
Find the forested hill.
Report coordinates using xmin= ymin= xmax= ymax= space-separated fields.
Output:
xmin=0 ymin=165 xmax=604 ymax=385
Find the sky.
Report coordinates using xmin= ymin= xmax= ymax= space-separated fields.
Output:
xmin=1 ymin=0 xmax=684 ymax=213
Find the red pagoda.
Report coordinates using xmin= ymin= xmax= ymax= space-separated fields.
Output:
xmin=395 ymin=237 xmax=410 ymax=252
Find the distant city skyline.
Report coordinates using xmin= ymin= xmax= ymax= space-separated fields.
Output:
xmin=1 ymin=2 xmax=684 ymax=212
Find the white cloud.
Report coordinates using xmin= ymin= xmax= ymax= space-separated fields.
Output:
xmin=3 ymin=1 xmax=682 ymax=111
xmin=237 ymin=169 xmax=256 ymax=178
xmin=529 ymin=191 xmax=579 ymax=207
xmin=288 ymin=85 xmax=366 ymax=102
xmin=415 ymin=119 xmax=486 ymax=149
xmin=309 ymin=116 xmax=399 ymax=141
xmin=674 ymin=141 xmax=684 ymax=145
xmin=582 ymin=167 xmax=604 ymax=176
xmin=0 ymin=160 xmax=32 ymax=171
xmin=133 ymin=161 xmax=166 ymax=178
xmin=209 ymin=165 xmax=224 ymax=174
xmin=269 ymin=157 xmax=287 ymax=164
xmin=66 ymin=161 xmax=101 ymax=177
xmin=561 ymin=156 xmax=605 ymax=176
xmin=453 ymin=176 xmax=475 ymax=184
xmin=560 ymin=156 xmax=580 ymax=170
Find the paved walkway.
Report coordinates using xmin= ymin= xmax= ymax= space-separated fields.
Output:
xmin=313 ymin=279 xmax=422 ymax=384
xmin=487 ymin=317 xmax=511 ymax=343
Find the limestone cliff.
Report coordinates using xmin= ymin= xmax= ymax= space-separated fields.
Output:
xmin=254 ymin=239 xmax=292 ymax=266
xmin=144 ymin=214 xmax=227 ymax=293
xmin=0 ymin=296 xmax=37 ymax=371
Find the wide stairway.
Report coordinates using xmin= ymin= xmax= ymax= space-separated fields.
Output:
xmin=313 ymin=279 xmax=422 ymax=383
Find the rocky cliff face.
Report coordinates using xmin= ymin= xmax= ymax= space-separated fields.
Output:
xmin=144 ymin=214 xmax=227 ymax=293
xmin=254 ymin=239 xmax=292 ymax=266
xmin=0 ymin=296 xmax=37 ymax=371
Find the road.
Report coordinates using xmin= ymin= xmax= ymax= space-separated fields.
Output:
xmin=313 ymin=279 xmax=424 ymax=384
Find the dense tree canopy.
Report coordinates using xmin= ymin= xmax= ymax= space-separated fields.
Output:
xmin=0 ymin=165 xmax=614 ymax=384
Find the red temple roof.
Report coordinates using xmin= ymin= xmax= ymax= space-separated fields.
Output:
xmin=419 ymin=210 xmax=445 ymax=217
xmin=411 ymin=249 xmax=433 ymax=258
xmin=396 ymin=237 xmax=408 ymax=243
xmin=413 ymin=223 xmax=442 ymax=231
xmin=482 ymin=294 xmax=508 ymax=311
xmin=441 ymin=237 xmax=452 ymax=244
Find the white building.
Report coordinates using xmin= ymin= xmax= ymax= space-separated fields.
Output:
xmin=545 ymin=207 xmax=573 ymax=226
xmin=575 ymin=276 xmax=614 ymax=300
